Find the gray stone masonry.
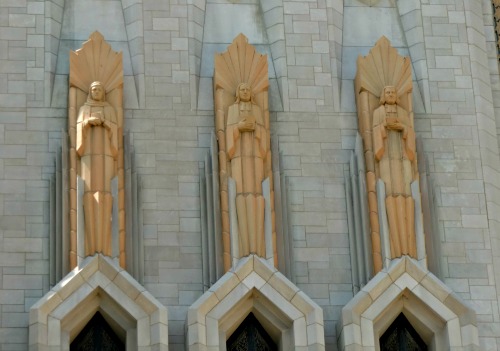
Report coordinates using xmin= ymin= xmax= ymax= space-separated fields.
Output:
xmin=2 ymin=0 xmax=500 ymax=350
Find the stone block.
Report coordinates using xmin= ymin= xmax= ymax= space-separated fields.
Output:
xmin=29 ymin=290 xmax=62 ymax=325
xmin=343 ymin=7 xmax=404 ymax=47
xmin=268 ymin=271 xmax=299 ymax=301
xmin=85 ymin=271 xmax=112 ymax=290
xmin=187 ymin=322 xmax=206 ymax=346
xmin=50 ymin=283 xmax=94 ymax=320
xmin=0 ymin=94 xmax=27 ymax=108
xmin=435 ymin=55 xmax=462 ymax=69
xmin=27 ymin=2 xmax=44 ymax=14
xmin=206 ymin=283 xmax=250 ymax=320
xmin=362 ymin=284 xmax=401 ymax=321
xmin=295 ymin=53 xmax=322 ymax=67
xmin=307 ymin=322 xmax=325 ymax=345
xmin=2 ymin=312 xmax=28 ymax=327
xmin=421 ymin=5 xmax=447 ymax=17
xmin=394 ymin=272 xmax=419 ymax=291
xmin=341 ymin=323 xmax=361 ymax=346
xmin=208 ymin=271 xmax=239 ymax=301
xmin=462 ymin=215 xmax=488 ymax=228
xmin=113 ymin=270 xmax=145 ymax=300
xmin=203 ymin=4 xmax=267 ymax=44
xmin=462 ymin=323 xmax=480 ymax=346
xmin=97 ymin=255 xmax=121 ymax=281
xmin=3 ymin=238 xmax=42 ymax=253
xmin=137 ymin=317 xmax=151 ymax=346
xmin=284 ymin=2 xmax=309 ymax=15
xmin=9 ymin=14 xmax=36 ymax=27
xmin=294 ymin=248 xmax=329 ymax=262
xmin=242 ymin=271 xmax=267 ymax=291
xmin=297 ymin=86 xmax=324 ymax=99
xmin=293 ymin=317 xmax=308 ymax=351
xmin=264 ymin=6 xmax=283 ymax=27
xmin=310 ymin=9 xmax=327 ymax=22
xmin=187 ymin=290 xmax=219 ymax=324
xmin=444 ymin=228 xmax=484 ymax=243
xmin=470 ymin=286 xmax=497 ymax=300
xmin=253 ymin=256 xmax=276 ymax=282
xmin=0 ymin=27 xmax=27 ymax=41
xmin=135 ymin=290 xmax=162 ymax=315
xmin=153 ymin=18 xmax=179 ymax=31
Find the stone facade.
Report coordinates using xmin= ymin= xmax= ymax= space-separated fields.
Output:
xmin=1 ymin=0 xmax=500 ymax=350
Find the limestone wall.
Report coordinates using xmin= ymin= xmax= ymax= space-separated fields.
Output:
xmin=1 ymin=0 xmax=500 ymax=349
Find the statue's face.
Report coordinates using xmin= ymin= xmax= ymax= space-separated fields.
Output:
xmin=384 ymin=87 xmax=397 ymax=105
xmin=90 ymin=84 xmax=104 ymax=101
xmin=238 ymin=84 xmax=251 ymax=102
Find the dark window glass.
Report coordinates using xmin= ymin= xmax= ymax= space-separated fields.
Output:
xmin=70 ymin=311 xmax=125 ymax=351
xmin=227 ymin=313 xmax=277 ymax=351
xmin=380 ymin=313 xmax=427 ymax=351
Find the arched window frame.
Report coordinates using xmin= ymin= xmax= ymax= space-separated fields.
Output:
xmin=29 ymin=255 xmax=169 ymax=350
xmin=339 ymin=256 xmax=479 ymax=351
xmin=187 ymin=255 xmax=325 ymax=350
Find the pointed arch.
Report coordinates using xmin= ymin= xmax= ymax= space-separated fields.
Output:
xmin=29 ymin=255 xmax=168 ymax=350
xmin=339 ymin=256 xmax=479 ymax=351
xmin=187 ymin=255 xmax=325 ymax=350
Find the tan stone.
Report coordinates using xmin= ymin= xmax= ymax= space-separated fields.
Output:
xmin=29 ymin=291 xmax=63 ymax=325
xmin=341 ymin=291 xmax=372 ymax=326
xmin=233 ymin=255 xmax=254 ymax=281
xmin=69 ymin=31 xmax=125 ymax=268
xmin=253 ymin=255 xmax=276 ymax=282
xmin=213 ymin=34 xmax=275 ymax=271
xmin=268 ymin=271 xmax=300 ymax=301
xmin=355 ymin=37 xmax=422 ymax=268
xmin=209 ymin=271 xmax=240 ymax=301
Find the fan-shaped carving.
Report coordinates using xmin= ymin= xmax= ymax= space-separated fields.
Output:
xmin=70 ymin=31 xmax=123 ymax=93
xmin=355 ymin=36 xmax=412 ymax=99
xmin=214 ymin=33 xmax=269 ymax=97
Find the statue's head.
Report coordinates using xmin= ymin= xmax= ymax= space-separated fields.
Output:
xmin=89 ymin=81 xmax=105 ymax=102
xmin=235 ymin=83 xmax=252 ymax=103
xmin=380 ymin=86 xmax=397 ymax=106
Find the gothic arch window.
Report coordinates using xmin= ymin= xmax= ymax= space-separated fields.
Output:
xmin=380 ymin=313 xmax=427 ymax=351
xmin=227 ymin=313 xmax=277 ymax=351
xmin=70 ymin=311 xmax=125 ymax=351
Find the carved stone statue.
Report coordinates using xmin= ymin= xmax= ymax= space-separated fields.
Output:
xmin=76 ymin=81 xmax=118 ymax=257
xmin=355 ymin=37 xmax=423 ymax=272
xmin=213 ymin=34 xmax=277 ymax=271
xmin=372 ymin=86 xmax=416 ymax=258
xmin=68 ymin=32 xmax=125 ymax=268
xmin=226 ymin=82 xmax=267 ymax=257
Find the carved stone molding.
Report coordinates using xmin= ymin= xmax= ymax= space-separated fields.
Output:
xmin=338 ymin=256 xmax=479 ymax=350
xmin=29 ymin=255 xmax=168 ymax=350
xmin=187 ymin=255 xmax=325 ymax=350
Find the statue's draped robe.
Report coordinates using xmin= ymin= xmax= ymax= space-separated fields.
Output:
xmin=226 ymin=101 xmax=267 ymax=257
xmin=373 ymin=104 xmax=415 ymax=196
xmin=372 ymin=103 xmax=417 ymax=257
xmin=76 ymin=101 xmax=118 ymax=256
